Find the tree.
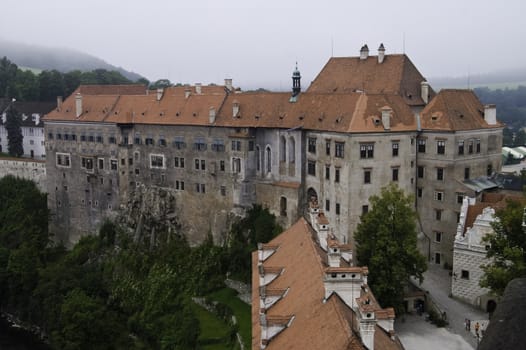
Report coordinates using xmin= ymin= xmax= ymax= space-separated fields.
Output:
xmin=355 ymin=184 xmax=427 ymax=312
xmin=480 ymin=198 xmax=526 ymax=296
xmin=150 ymin=79 xmax=173 ymax=89
xmin=0 ymin=56 xmax=18 ymax=98
xmin=5 ymin=104 xmax=24 ymax=157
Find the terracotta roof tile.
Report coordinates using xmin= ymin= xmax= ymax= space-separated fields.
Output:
xmin=421 ymin=89 xmax=503 ymax=131
xmin=307 ymin=54 xmax=434 ymax=106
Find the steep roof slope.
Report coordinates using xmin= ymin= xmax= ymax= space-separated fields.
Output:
xmin=420 ymin=89 xmax=503 ymax=131
xmin=307 ymin=54 xmax=434 ymax=106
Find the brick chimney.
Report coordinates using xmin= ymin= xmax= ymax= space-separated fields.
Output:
xmin=421 ymin=81 xmax=430 ymax=104
xmin=381 ymin=106 xmax=392 ymax=130
xmin=360 ymin=44 xmax=369 ymax=60
xmin=225 ymin=78 xmax=233 ymax=92
xmin=484 ymin=104 xmax=497 ymax=125
xmin=378 ymin=43 xmax=385 ymax=64
xmin=75 ymin=93 xmax=82 ymax=118
xmin=156 ymin=88 xmax=164 ymax=101
xmin=209 ymin=107 xmax=216 ymax=124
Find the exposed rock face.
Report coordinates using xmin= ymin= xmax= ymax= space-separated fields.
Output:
xmin=117 ymin=184 xmax=181 ymax=247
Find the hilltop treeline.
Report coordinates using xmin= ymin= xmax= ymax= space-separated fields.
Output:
xmin=0 ymin=175 xmax=280 ymax=349
xmin=0 ymin=56 xmax=148 ymax=103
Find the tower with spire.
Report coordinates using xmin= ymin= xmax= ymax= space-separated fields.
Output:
xmin=290 ymin=63 xmax=301 ymax=102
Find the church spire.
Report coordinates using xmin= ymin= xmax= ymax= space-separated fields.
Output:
xmin=292 ymin=62 xmax=301 ymax=97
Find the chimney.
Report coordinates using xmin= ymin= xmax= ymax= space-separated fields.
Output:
xmin=156 ymin=88 xmax=163 ymax=101
xmin=232 ymin=100 xmax=240 ymax=118
xmin=421 ymin=81 xmax=429 ymax=104
xmin=378 ymin=43 xmax=385 ymax=64
xmin=209 ymin=107 xmax=216 ymax=124
xmin=184 ymin=87 xmax=191 ymax=99
xmin=195 ymin=83 xmax=202 ymax=94
xmin=358 ymin=308 xmax=376 ymax=350
xmin=381 ymin=106 xmax=392 ymax=130
xmin=327 ymin=246 xmax=341 ymax=267
xmin=57 ymin=96 xmax=63 ymax=110
xmin=484 ymin=104 xmax=497 ymax=125
xmin=75 ymin=93 xmax=82 ymax=118
xmin=225 ymin=78 xmax=233 ymax=92
xmin=360 ymin=44 xmax=369 ymax=60
xmin=323 ymin=267 xmax=365 ymax=309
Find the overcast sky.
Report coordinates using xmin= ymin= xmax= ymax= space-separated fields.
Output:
xmin=1 ymin=0 xmax=524 ymax=89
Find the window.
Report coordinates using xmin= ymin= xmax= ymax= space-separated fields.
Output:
xmin=335 ymin=142 xmax=345 ymax=158
xmin=108 ymin=136 xmax=116 ymax=144
xmin=212 ymin=139 xmax=225 ymax=152
xmin=364 ymin=169 xmax=371 ymax=184
xmin=71 ymin=134 xmax=77 ymax=141
xmin=150 ymin=154 xmax=165 ymax=168
xmin=280 ymin=197 xmax=287 ymax=217
xmin=461 ymin=270 xmax=470 ymax=279
xmin=362 ymin=205 xmax=369 ymax=215
xmin=56 ymin=153 xmax=71 ymax=167
xmin=176 ymin=180 xmax=185 ymax=190
xmin=325 ymin=165 xmax=330 ymax=180
xmin=174 ymin=157 xmax=185 ymax=168
xmin=434 ymin=190 xmax=444 ymax=201
xmin=248 ymin=141 xmax=254 ymax=151
xmin=145 ymin=137 xmax=154 ymax=145
xmin=232 ymin=158 xmax=241 ymax=173
xmin=121 ymin=158 xmax=126 ymax=166
xmin=325 ymin=199 xmax=330 ymax=212
xmin=468 ymin=139 xmax=474 ymax=154
xmin=392 ymin=167 xmax=399 ymax=182
xmin=307 ymin=160 xmax=316 ymax=176
xmin=418 ymin=138 xmax=426 ymax=153
xmin=256 ymin=146 xmax=260 ymax=171
xmin=418 ymin=166 xmax=425 ymax=178
xmin=48 ymin=132 xmax=54 ymax=140
xmin=57 ymin=133 xmax=62 ymax=140
xmin=96 ymin=135 xmax=103 ymax=143
xmin=360 ymin=144 xmax=374 ymax=158
xmin=110 ymin=159 xmax=117 ymax=170
xmin=194 ymin=137 xmax=207 ymax=151
xmin=221 ymin=186 xmax=226 ymax=196
xmin=308 ymin=137 xmax=316 ymax=154
xmin=457 ymin=193 xmax=465 ymax=204
xmin=476 ymin=139 xmax=481 ymax=153
xmin=458 ymin=140 xmax=464 ymax=155
xmin=335 ymin=168 xmax=340 ymax=183
xmin=435 ymin=209 xmax=442 ymax=221
xmin=195 ymin=159 xmax=200 ymax=170
xmin=435 ymin=231 xmax=442 ymax=243
xmin=464 ymin=167 xmax=470 ymax=180
xmin=392 ymin=142 xmax=399 ymax=157
xmin=336 ymin=203 xmax=340 ymax=215
xmin=80 ymin=157 xmax=94 ymax=171
xmin=231 ymin=140 xmax=241 ymax=151
xmin=326 ymin=140 xmax=331 ymax=155
xmin=98 ymin=158 xmax=104 ymax=170
xmin=158 ymin=138 xmax=166 ymax=147
xmin=220 ymin=160 xmax=225 ymax=171
xmin=437 ymin=140 xmax=445 ymax=154
xmin=201 ymin=159 xmax=206 ymax=170
xmin=417 ymin=187 xmax=423 ymax=198
xmin=174 ymin=136 xmax=186 ymax=149
xmin=88 ymin=135 xmax=94 ymax=142
xmin=435 ymin=252 xmax=441 ymax=265
xmin=134 ymin=134 xmax=142 ymax=145
xmin=487 ymin=164 xmax=493 ymax=176
xmin=437 ymin=167 xmax=444 ymax=181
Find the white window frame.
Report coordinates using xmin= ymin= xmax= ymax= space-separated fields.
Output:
xmin=149 ymin=154 xmax=165 ymax=169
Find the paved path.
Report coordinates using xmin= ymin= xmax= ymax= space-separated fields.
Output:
xmin=402 ymin=264 xmax=489 ymax=349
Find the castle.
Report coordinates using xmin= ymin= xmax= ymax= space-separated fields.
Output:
xmin=43 ymin=44 xmax=503 ymax=265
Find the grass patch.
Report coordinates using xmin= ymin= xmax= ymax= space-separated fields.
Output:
xmin=208 ymin=288 xmax=251 ymax=349
xmin=191 ymin=302 xmax=233 ymax=349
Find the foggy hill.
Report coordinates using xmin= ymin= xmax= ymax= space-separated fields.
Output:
xmin=0 ymin=39 xmax=145 ymax=82
xmin=429 ymin=67 xmax=526 ymax=90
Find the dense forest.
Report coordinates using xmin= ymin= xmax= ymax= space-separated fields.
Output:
xmin=0 ymin=175 xmax=281 ymax=349
xmin=473 ymin=86 xmax=526 ymax=146
xmin=0 ymin=56 xmax=149 ymax=103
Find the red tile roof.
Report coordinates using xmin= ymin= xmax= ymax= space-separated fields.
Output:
xmin=307 ymin=54 xmax=434 ymax=106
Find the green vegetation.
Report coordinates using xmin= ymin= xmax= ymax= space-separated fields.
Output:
xmin=355 ymin=184 xmax=427 ymax=314
xmin=5 ymin=103 xmax=23 ymax=157
xmin=0 ymin=178 xmax=277 ymax=349
xmin=0 ymin=56 xmax=145 ymax=102
xmin=480 ymin=197 xmax=526 ymax=296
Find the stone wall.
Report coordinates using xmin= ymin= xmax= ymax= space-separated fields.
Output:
xmin=0 ymin=157 xmax=46 ymax=191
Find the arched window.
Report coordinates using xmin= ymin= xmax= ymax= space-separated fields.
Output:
xmin=256 ymin=145 xmax=261 ymax=172
xmin=266 ymin=146 xmax=272 ymax=173
xmin=289 ymin=137 xmax=295 ymax=163
xmin=280 ymin=136 xmax=286 ymax=162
